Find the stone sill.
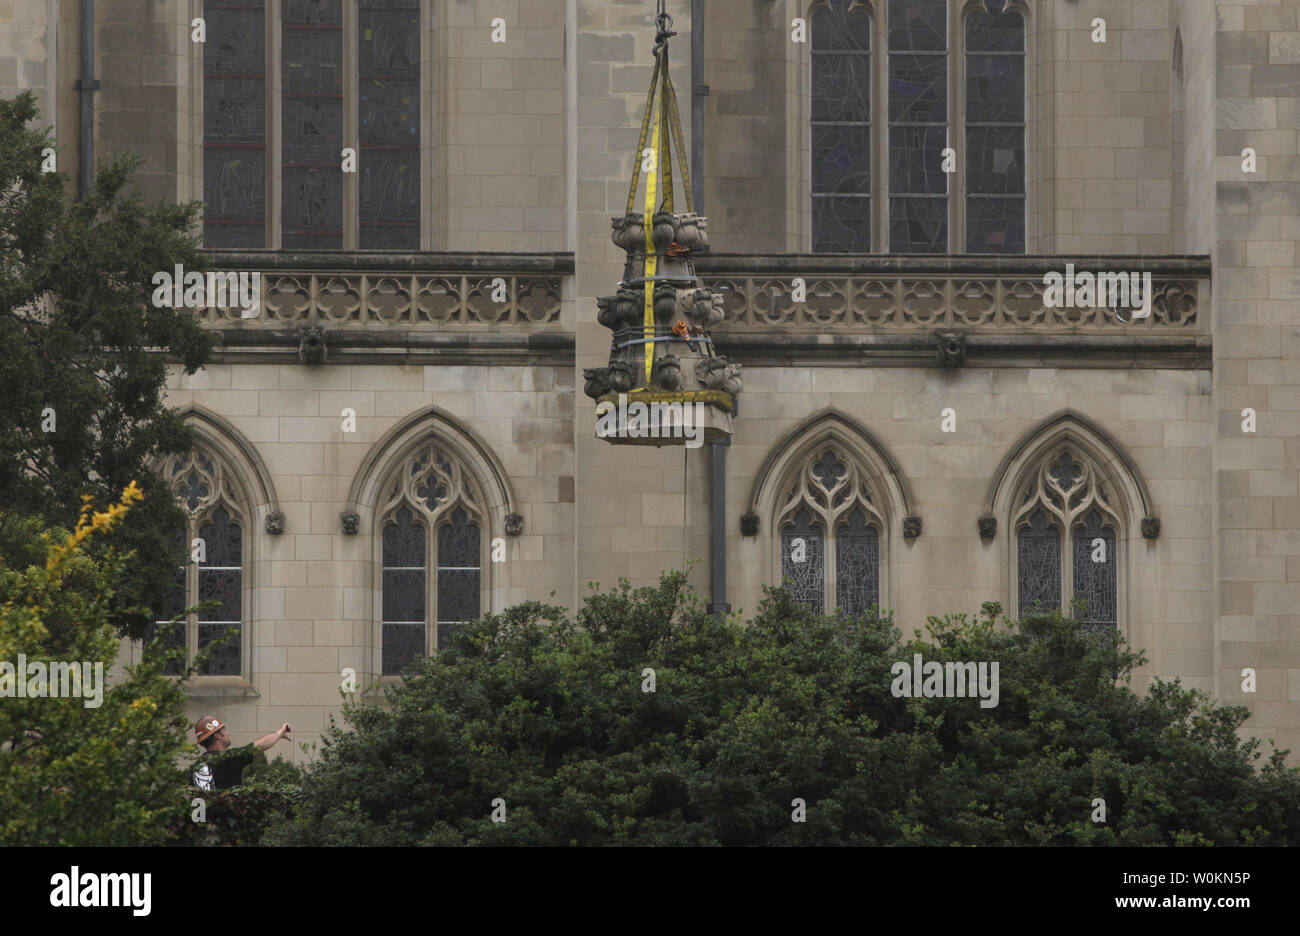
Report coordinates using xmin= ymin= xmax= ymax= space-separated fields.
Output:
xmin=201 ymin=249 xmax=574 ymax=275
xmin=693 ymin=253 xmax=1212 ymax=277
xmin=180 ymin=676 xmax=259 ymax=699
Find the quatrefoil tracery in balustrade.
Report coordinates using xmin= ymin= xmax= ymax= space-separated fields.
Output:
xmin=777 ymin=446 xmax=882 ymax=532
xmin=1013 ymin=448 xmax=1118 ymax=533
xmin=163 ymin=447 xmax=245 ymax=519
xmin=380 ymin=442 xmax=482 ymax=527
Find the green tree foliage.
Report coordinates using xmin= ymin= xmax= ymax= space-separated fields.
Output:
xmin=265 ymin=574 xmax=1300 ymax=846
xmin=0 ymin=485 xmax=195 ymax=845
xmin=0 ymin=91 xmax=215 ymax=635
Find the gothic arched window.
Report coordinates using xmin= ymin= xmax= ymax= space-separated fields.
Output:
xmin=150 ymin=446 xmax=248 ymax=676
xmin=778 ymin=448 xmax=882 ymax=615
xmin=203 ymin=0 xmax=421 ymax=248
xmin=379 ymin=443 xmax=485 ymax=674
xmin=1013 ymin=449 xmax=1119 ymax=632
xmin=809 ymin=0 xmax=1026 ymax=253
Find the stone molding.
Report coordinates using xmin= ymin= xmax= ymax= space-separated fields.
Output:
xmin=195 ymin=251 xmax=571 ymax=328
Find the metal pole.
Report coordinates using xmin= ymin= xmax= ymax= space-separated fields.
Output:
xmin=690 ymin=0 xmax=705 ymax=214
xmin=77 ymin=0 xmax=98 ymax=198
xmin=708 ymin=437 xmax=730 ymax=617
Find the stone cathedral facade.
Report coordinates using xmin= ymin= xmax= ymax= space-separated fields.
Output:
xmin=5 ymin=0 xmax=1300 ymax=763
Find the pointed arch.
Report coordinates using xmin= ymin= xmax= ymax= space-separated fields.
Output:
xmin=148 ymin=406 xmax=276 ymax=682
xmin=174 ymin=404 xmax=281 ymax=523
xmin=987 ymin=409 xmax=1158 ymax=633
xmin=749 ymin=408 xmax=914 ymax=521
xmin=345 ymin=406 xmax=515 ymax=529
xmin=984 ymin=408 xmax=1155 ymax=522
xmin=751 ymin=409 xmax=913 ymax=615
xmin=348 ymin=407 xmax=516 ymax=677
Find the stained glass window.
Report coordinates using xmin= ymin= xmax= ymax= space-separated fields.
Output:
xmin=380 ymin=443 xmax=487 ymax=673
xmin=382 ymin=505 xmax=426 ymax=675
xmin=204 ymin=0 xmax=266 ymax=247
xmin=965 ymin=3 xmax=1025 ymax=252
xmin=197 ymin=506 xmax=243 ymax=675
xmin=204 ymin=0 xmax=427 ymax=246
xmin=436 ymin=507 xmax=481 ymax=651
xmin=888 ymin=0 xmax=947 ymax=252
xmin=282 ymin=0 xmax=343 ymax=248
xmin=149 ymin=528 xmax=189 ymax=676
xmin=1014 ymin=447 xmax=1123 ymax=633
xmin=836 ymin=507 xmax=880 ymax=614
xmin=147 ymin=448 xmax=247 ymax=677
xmin=359 ymin=0 xmax=421 ymax=249
xmin=812 ymin=0 xmax=872 ymax=252
xmin=781 ymin=507 xmax=826 ymax=614
xmin=1017 ymin=508 xmax=1060 ymax=614
xmin=1071 ymin=509 xmax=1116 ymax=632
xmin=777 ymin=446 xmax=885 ymax=615
xmin=811 ymin=0 xmax=1027 ymax=254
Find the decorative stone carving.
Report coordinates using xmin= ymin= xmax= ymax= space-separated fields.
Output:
xmin=697 ymin=270 xmax=1202 ymax=329
xmin=740 ymin=512 xmax=760 ymax=536
xmin=505 ymin=513 xmax=524 ymax=537
xmin=265 ymin=511 xmax=285 ymax=535
xmin=978 ymin=514 xmax=996 ymax=539
xmin=196 ymin=270 xmax=564 ymax=326
xmin=340 ymin=511 xmax=360 ymax=535
xmin=298 ymin=326 xmax=327 ymax=364
xmin=935 ymin=330 xmax=966 ymax=368
xmin=655 ymin=354 xmax=683 ymax=390
xmin=592 ymin=16 xmax=737 ymax=446
xmin=583 ymin=367 xmax=611 ymax=401
xmin=903 ymin=514 xmax=922 ymax=539
xmin=1141 ymin=516 xmax=1161 ymax=539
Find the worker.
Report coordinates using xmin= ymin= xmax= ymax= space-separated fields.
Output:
xmin=191 ymin=715 xmax=293 ymax=791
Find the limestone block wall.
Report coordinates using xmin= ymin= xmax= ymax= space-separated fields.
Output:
xmin=1211 ymin=0 xmax=1300 ymax=758
xmin=729 ymin=363 xmax=1214 ymax=698
xmin=151 ymin=360 xmax=575 ymax=760
xmin=1176 ymin=0 xmax=1216 ymax=254
xmin=0 ymin=0 xmax=54 ymax=130
xmin=437 ymin=0 xmax=567 ymax=250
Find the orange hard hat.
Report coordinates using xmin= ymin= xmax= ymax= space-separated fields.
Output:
xmin=195 ymin=715 xmax=224 ymax=744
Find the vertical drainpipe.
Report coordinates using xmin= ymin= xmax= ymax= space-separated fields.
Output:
xmin=77 ymin=0 xmax=98 ymax=198
xmin=693 ymin=0 xmax=729 ymax=618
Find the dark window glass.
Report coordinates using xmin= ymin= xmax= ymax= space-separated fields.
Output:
xmin=197 ymin=507 xmax=242 ymax=676
xmin=812 ymin=0 xmax=871 ymax=252
xmin=781 ymin=507 xmax=825 ymax=614
xmin=888 ymin=0 xmax=947 ymax=252
xmin=204 ymin=0 xmax=266 ymax=247
xmin=382 ymin=505 xmax=426 ymax=674
xmin=359 ymin=0 xmax=420 ymax=249
xmin=282 ymin=0 xmax=343 ymax=248
xmin=965 ymin=7 xmax=1025 ymax=253
xmin=1017 ymin=508 xmax=1061 ymax=616
xmin=835 ymin=507 xmax=879 ymax=614
xmin=149 ymin=527 xmax=189 ymax=676
xmin=1072 ymin=509 xmax=1117 ymax=631
xmin=436 ymin=507 xmax=480 ymax=649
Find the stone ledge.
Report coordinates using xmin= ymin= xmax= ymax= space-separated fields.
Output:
xmin=714 ymin=332 xmax=1213 ymax=368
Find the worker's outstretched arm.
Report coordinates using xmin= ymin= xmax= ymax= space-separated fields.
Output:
xmin=253 ymin=723 xmax=292 ymax=752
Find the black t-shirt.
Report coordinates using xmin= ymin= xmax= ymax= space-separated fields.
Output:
xmin=192 ymin=743 xmax=259 ymax=791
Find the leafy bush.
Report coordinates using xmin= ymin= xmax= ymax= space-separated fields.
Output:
xmin=265 ymin=573 xmax=1300 ymax=846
